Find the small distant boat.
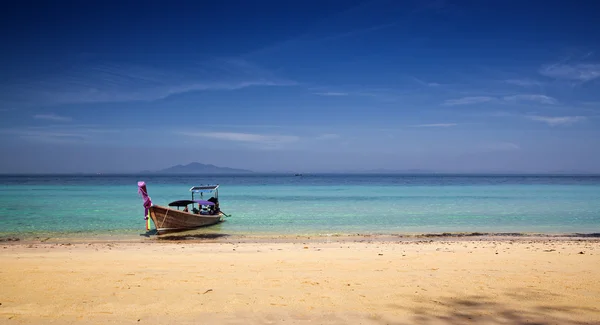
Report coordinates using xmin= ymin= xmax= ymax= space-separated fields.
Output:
xmin=294 ymin=173 xmax=303 ymax=176
xmin=137 ymin=182 xmax=226 ymax=234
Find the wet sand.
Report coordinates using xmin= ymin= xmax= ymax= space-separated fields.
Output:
xmin=1 ymin=236 xmax=599 ymax=324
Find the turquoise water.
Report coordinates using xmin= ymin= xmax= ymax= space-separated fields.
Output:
xmin=1 ymin=174 xmax=599 ymax=238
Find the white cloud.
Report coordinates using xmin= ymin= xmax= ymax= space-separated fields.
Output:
xmin=310 ymin=88 xmax=401 ymax=102
xmin=315 ymin=133 xmax=341 ymax=140
xmin=503 ymin=94 xmax=558 ymax=105
xmin=411 ymin=77 xmax=441 ymax=87
xmin=442 ymin=96 xmax=494 ymax=106
xmin=443 ymin=92 xmax=559 ymax=108
xmin=410 ymin=123 xmax=457 ymax=127
xmin=180 ymin=131 xmax=299 ymax=144
xmin=539 ymin=63 xmax=600 ymax=82
xmin=313 ymin=92 xmax=349 ymax=96
xmin=33 ymin=113 xmax=72 ymax=122
xmin=527 ymin=115 xmax=586 ymax=126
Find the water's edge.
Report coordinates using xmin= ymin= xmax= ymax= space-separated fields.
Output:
xmin=2 ymin=230 xmax=600 ymax=245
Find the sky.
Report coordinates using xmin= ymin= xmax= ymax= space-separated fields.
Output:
xmin=1 ymin=0 xmax=600 ymax=173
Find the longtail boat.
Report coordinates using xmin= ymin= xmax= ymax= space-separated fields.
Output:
xmin=137 ymin=181 xmax=225 ymax=234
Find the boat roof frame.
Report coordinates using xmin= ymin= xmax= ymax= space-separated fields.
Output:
xmin=189 ymin=185 xmax=219 ymax=192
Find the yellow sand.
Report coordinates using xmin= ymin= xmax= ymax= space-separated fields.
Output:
xmin=1 ymin=237 xmax=599 ymax=324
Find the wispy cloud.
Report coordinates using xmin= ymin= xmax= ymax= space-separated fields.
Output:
xmin=527 ymin=115 xmax=587 ymax=126
xmin=313 ymin=92 xmax=349 ymax=96
xmin=245 ymin=23 xmax=397 ymax=58
xmin=484 ymin=142 xmax=521 ymax=151
xmin=176 ymin=130 xmax=345 ymax=150
xmin=179 ymin=131 xmax=300 ymax=144
xmin=244 ymin=0 xmax=444 ymax=58
xmin=315 ymin=133 xmax=341 ymax=140
xmin=0 ymin=124 xmax=120 ymax=144
xmin=443 ymin=94 xmax=559 ymax=107
xmin=503 ymin=94 xmax=558 ymax=105
xmin=318 ymin=22 xmax=399 ymax=43
xmin=442 ymin=96 xmax=494 ymax=106
xmin=33 ymin=113 xmax=72 ymax=122
xmin=504 ymin=79 xmax=542 ymax=87
xmin=411 ymin=77 xmax=441 ymax=87
xmin=310 ymin=87 xmax=405 ymax=102
xmin=410 ymin=123 xmax=457 ymax=127
xmin=2 ymin=59 xmax=296 ymax=106
xmin=539 ymin=63 xmax=600 ymax=82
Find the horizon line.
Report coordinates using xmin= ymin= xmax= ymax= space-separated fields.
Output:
xmin=1 ymin=171 xmax=599 ymax=176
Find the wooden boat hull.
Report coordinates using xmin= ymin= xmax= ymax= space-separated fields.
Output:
xmin=148 ymin=205 xmax=224 ymax=234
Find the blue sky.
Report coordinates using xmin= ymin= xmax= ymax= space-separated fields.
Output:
xmin=1 ymin=0 xmax=600 ymax=173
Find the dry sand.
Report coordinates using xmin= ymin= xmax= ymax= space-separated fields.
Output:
xmin=1 ymin=236 xmax=599 ymax=324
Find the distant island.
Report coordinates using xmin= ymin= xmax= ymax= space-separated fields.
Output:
xmin=147 ymin=162 xmax=254 ymax=174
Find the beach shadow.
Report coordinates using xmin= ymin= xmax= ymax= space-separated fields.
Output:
xmin=0 ymin=236 xmax=20 ymax=242
xmin=381 ymin=289 xmax=599 ymax=325
xmin=156 ymin=233 xmax=230 ymax=241
xmin=418 ymin=232 xmax=489 ymax=238
xmin=571 ymin=233 xmax=600 ymax=238
xmin=139 ymin=229 xmax=158 ymax=237
xmin=139 ymin=227 xmax=229 ymax=241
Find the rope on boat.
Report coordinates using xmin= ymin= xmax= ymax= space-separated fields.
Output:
xmin=158 ymin=208 xmax=170 ymax=230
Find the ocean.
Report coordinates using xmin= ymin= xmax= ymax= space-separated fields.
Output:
xmin=1 ymin=174 xmax=599 ymax=239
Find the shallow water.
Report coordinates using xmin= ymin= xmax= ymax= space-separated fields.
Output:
xmin=1 ymin=174 xmax=599 ymax=238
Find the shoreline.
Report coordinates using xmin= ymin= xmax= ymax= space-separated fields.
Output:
xmin=2 ymin=230 xmax=599 ymax=245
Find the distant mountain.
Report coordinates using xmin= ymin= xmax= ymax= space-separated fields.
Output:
xmin=153 ymin=162 xmax=253 ymax=174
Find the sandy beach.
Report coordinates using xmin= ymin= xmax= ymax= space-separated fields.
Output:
xmin=1 ymin=236 xmax=599 ymax=324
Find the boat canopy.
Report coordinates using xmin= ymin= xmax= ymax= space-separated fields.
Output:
xmin=168 ymin=200 xmax=215 ymax=207
xmin=189 ymin=185 xmax=219 ymax=193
